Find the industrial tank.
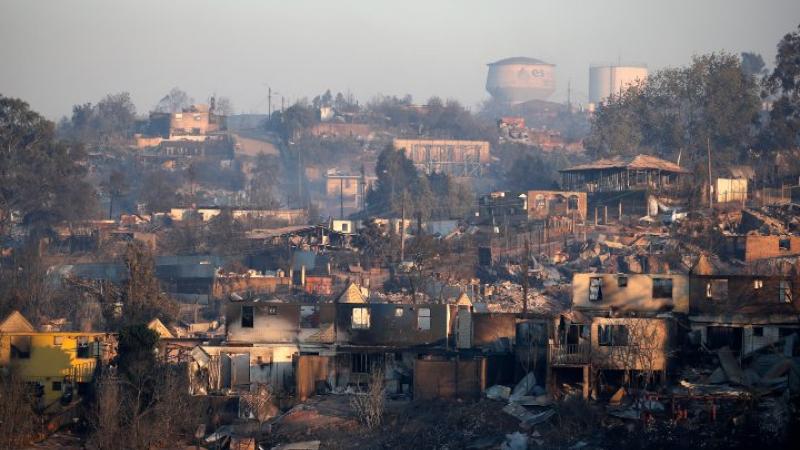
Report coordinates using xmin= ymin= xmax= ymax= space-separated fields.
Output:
xmin=588 ymin=65 xmax=648 ymax=104
xmin=486 ymin=57 xmax=556 ymax=104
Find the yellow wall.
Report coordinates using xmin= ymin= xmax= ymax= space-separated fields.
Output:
xmin=1 ymin=332 xmax=109 ymax=404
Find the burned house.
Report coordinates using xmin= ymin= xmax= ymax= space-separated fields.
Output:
xmin=689 ymin=274 xmax=800 ymax=355
xmin=571 ymin=273 xmax=689 ymax=315
xmin=559 ymin=154 xmax=690 ymax=219
xmin=393 ymin=139 xmax=491 ymax=177
xmin=547 ymin=273 xmax=685 ymax=396
xmin=527 ymin=190 xmax=588 ymax=221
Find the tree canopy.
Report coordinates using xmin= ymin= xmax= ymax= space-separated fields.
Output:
xmin=762 ymin=23 xmax=800 ymax=150
xmin=585 ymin=52 xmax=761 ymax=174
xmin=0 ymin=95 xmax=98 ymax=235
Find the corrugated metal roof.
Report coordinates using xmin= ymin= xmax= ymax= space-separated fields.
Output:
xmin=560 ymin=154 xmax=689 ymax=174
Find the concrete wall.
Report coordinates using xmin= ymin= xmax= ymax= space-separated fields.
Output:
xmin=335 ymin=303 xmax=453 ymax=347
xmin=225 ymin=302 xmax=300 ymax=344
xmin=527 ymin=190 xmax=588 ymax=221
xmin=689 ymin=275 xmax=799 ymax=316
xmin=572 ymin=273 xmax=689 ymax=313
xmin=690 ymin=323 xmax=799 ymax=355
xmin=590 ymin=317 xmax=669 ymax=371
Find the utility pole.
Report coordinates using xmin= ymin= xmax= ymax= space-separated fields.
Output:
xmin=400 ymin=191 xmax=406 ymax=262
xmin=522 ymin=238 xmax=530 ymax=316
xmin=340 ymin=177 xmax=344 ymax=219
xmin=268 ymin=86 xmax=272 ymax=121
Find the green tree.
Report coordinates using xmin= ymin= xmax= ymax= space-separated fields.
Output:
xmin=119 ymin=241 xmax=178 ymax=326
xmin=139 ymin=169 xmax=180 ymax=214
xmin=741 ymin=52 xmax=767 ymax=78
xmin=117 ymin=324 xmax=159 ymax=380
xmin=0 ymin=95 xmax=98 ymax=236
xmin=585 ymin=52 xmax=761 ymax=174
xmin=367 ymin=144 xmax=422 ymax=216
xmin=505 ymin=154 xmax=559 ymax=192
xmin=762 ymin=23 xmax=800 ymax=150
xmin=101 ymin=169 xmax=130 ymax=219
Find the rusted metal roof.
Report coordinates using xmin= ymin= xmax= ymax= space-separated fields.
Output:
xmin=560 ymin=154 xmax=689 ymax=174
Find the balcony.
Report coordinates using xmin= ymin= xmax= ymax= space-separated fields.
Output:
xmin=549 ymin=342 xmax=591 ymax=366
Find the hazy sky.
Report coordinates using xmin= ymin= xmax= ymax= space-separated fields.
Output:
xmin=1 ymin=0 xmax=799 ymax=119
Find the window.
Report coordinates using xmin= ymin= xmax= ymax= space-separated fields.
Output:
xmin=779 ymin=280 xmax=792 ymax=304
xmin=652 ymin=278 xmax=673 ymax=299
xmin=267 ymin=305 xmax=278 ymax=315
xmin=753 ymin=326 xmax=764 ymax=337
xmin=418 ymin=308 xmax=431 ymax=330
xmin=589 ymin=277 xmax=603 ymax=302
xmin=10 ymin=336 xmax=31 ymax=359
xmin=779 ymin=237 xmax=790 ymax=251
xmin=617 ymin=276 xmax=628 ymax=288
xmin=706 ymin=279 xmax=728 ymax=300
xmin=76 ymin=336 xmax=90 ymax=358
xmin=53 ymin=336 xmax=64 ymax=346
xmin=598 ymin=324 xmax=629 ymax=346
xmin=241 ymin=306 xmax=254 ymax=328
xmin=52 ymin=381 xmax=62 ymax=392
xmin=394 ymin=307 xmax=404 ymax=317
xmin=352 ymin=307 xmax=370 ymax=329
xmin=754 ymin=279 xmax=763 ymax=290
xmin=341 ymin=222 xmax=349 ymax=233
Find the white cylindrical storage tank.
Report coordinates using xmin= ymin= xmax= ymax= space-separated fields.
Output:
xmin=589 ymin=65 xmax=648 ymax=104
xmin=486 ymin=57 xmax=556 ymax=104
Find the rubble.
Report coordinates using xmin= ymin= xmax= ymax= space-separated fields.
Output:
xmin=501 ymin=403 xmax=555 ymax=427
xmin=486 ymin=385 xmax=512 ymax=401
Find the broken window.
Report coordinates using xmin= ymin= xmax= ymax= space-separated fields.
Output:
xmin=598 ymin=325 xmax=629 ymax=346
xmin=652 ymin=278 xmax=673 ymax=299
xmin=752 ymin=327 xmax=764 ymax=337
xmin=267 ymin=305 xmax=278 ymax=315
xmin=779 ymin=237 xmax=790 ymax=251
xmin=418 ymin=308 xmax=431 ymax=330
xmin=589 ymin=277 xmax=603 ymax=302
xmin=241 ymin=306 xmax=254 ymax=328
xmin=779 ymin=280 xmax=792 ymax=304
xmin=351 ymin=353 xmax=383 ymax=374
xmin=300 ymin=305 xmax=319 ymax=328
xmin=10 ymin=336 xmax=31 ymax=359
xmin=706 ymin=279 xmax=728 ymax=300
xmin=352 ymin=307 xmax=370 ymax=329
xmin=77 ymin=336 xmax=91 ymax=358
xmin=617 ymin=276 xmax=628 ymax=288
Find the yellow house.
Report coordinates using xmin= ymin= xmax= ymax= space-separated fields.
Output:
xmin=0 ymin=311 xmax=115 ymax=408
